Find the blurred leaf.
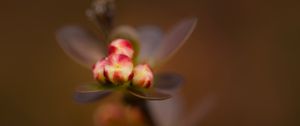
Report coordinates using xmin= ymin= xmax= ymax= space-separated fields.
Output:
xmin=74 ymin=82 xmax=114 ymax=103
xmin=56 ymin=26 xmax=106 ymax=68
xmin=154 ymin=73 xmax=184 ymax=91
xmin=127 ymin=87 xmax=171 ymax=100
xmin=151 ymin=18 xmax=197 ymax=67
xmin=136 ymin=25 xmax=164 ymax=63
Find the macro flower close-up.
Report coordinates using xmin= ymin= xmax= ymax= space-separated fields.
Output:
xmin=1 ymin=0 xmax=299 ymax=125
xmin=56 ymin=0 xmax=197 ymax=102
xmin=55 ymin=0 xmax=199 ymax=125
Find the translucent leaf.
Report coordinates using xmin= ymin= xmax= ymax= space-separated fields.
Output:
xmin=74 ymin=82 xmax=113 ymax=103
xmin=127 ymin=87 xmax=171 ymax=100
xmin=110 ymin=25 xmax=139 ymax=41
xmin=150 ymin=18 xmax=197 ymax=67
xmin=56 ymin=26 xmax=106 ymax=68
xmin=154 ymin=73 xmax=184 ymax=91
xmin=136 ymin=26 xmax=164 ymax=63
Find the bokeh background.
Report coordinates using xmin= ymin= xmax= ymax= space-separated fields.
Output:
xmin=0 ymin=0 xmax=299 ymax=126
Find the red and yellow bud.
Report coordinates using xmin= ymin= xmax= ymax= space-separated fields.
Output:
xmin=93 ymin=57 xmax=108 ymax=82
xmin=108 ymin=39 xmax=134 ymax=58
xmin=104 ymin=54 xmax=133 ymax=85
xmin=132 ymin=64 xmax=154 ymax=88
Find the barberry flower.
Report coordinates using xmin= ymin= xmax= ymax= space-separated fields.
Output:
xmin=132 ymin=64 xmax=154 ymax=89
xmin=56 ymin=1 xmax=197 ymax=102
xmin=108 ymin=38 xmax=134 ymax=58
xmin=93 ymin=54 xmax=134 ymax=85
xmin=104 ymin=54 xmax=133 ymax=85
xmin=93 ymin=57 xmax=108 ymax=83
xmin=56 ymin=1 xmax=200 ymax=125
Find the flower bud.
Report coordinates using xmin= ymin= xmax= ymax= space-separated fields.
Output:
xmin=108 ymin=39 xmax=134 ymax=58
xmin=93 ymin=57 xmax=108 ymax=82
xmin=104 ymin=54 xmax=133 ymax=85
xmin=132 ymin=64 xmax=154 ymax=88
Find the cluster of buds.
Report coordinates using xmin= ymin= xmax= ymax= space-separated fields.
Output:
xmin=93 ymin=39 xmax=154 ymax=88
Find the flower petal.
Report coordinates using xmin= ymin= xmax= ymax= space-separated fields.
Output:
xmin=56 ymin=26 xmax=106 ymax=68
xmin=127 ymin=87 xmax=171 ymax=100
xmin=74 ymin=82 xmax=114 ymax=103
xmin=136 ymin=26 xmax=163 ymax=63
xmin=150 ymin=18 xmax=198 ymax=67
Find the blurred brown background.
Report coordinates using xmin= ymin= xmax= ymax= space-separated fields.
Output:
xmin=0 ymin=0 xmax=299 ymax=126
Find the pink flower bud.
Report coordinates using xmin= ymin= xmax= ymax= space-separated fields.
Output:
xmin=132 ymin=64 xmax=154 ymax=88
xmin=104 ymin=54 xmax=134 ymax=85
xmin=93 ymin=57 xmax=108 ymax=82
xmin=108 ymin=39 xmax=134 ymax=58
